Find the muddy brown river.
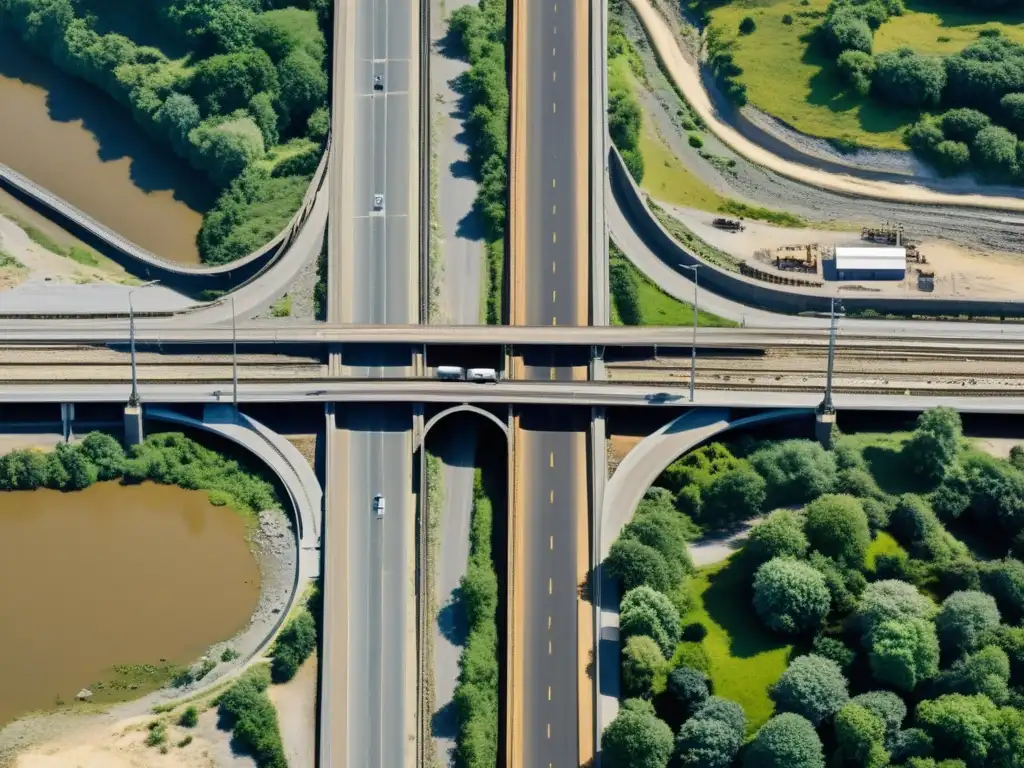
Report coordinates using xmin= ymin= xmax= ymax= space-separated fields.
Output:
xmin=0 ymin=481 xmax=260 ymax=726
xmin=0 ymin=32 xmax=214 ymax=265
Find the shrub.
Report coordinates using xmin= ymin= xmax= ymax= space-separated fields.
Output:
xmin=782 ymin=13 xmax=794 ymax=23
xmin=915 ymin=693 xmax=999 ymax=766
xmin=682 ymin=622 xmax=708 ymax=642
xmin=823 ymin=10 xmax=873 ymax=55
xmin=891 ymin=727 xmax=934 ymax=762
xmin=749 ymin=440 xmax=837 ymax=508
xmin=699 ymin=467 xmax=767 ymax=527
xmin=980 ymin=624 xmax=1024 ymax=685
xmin=753 ymin=557 xmax=831 ymax=635
xmin=667 ymin=666 xmax=710 ymax=716
xmin=906 ymin=116 xmax=946 ymax=155
xmin=868 ymin=618 xmax=940 ymax=691
xmin=935 ymin=558 xmax=982 ymax=594
xmin=837 ymin=467 xmax=883 ymax=499
xmin=813 ymin=635 xmax=856 ymax=671
xmin=271 ymin=609 xmax=316 ymax=682
xmin=622 ymin=635 xmax=665 ymax=697
xmin=938 ymin=645 xmax=1011 ymax=702
xmin=960 ymin=453 xmax=1024 ymax=538
xmin=933 ymin=466 xmax=972 ymax=521
xmin=981 ymin=558 xmax=1024 ymax=625
xmin=808 ymin=552 xmax=862 ymax=616
xmin=941 ymin=108 xmax=991 ymax=144
xmin=771 ymin=654 xmax=849 ymax=725
xmin=837 ymin=49 xmax=876 ymax=97
xmin=1002 ymin=92 xmax=1024 ymax=134
xmin=851 ymin=691 xmax=908 ymax=734
xmin=804 ymin=494 xmax=871 ymax=568
xmin=620 ymin=586 xmax=682 ymax=657
xmin=746 ymin=509 xmax=809 ymax=565
xmin=79 ymin=432 xmax=126 ymax=480
xmin=862 ymin=497 xmax=892 ymax=532
xmin=217 ymin=666 xmax=286 ymax=768
xmin=744 ymin=713 xmax=825 ymax=768
xmin=688 ymin=133 xmax=704 ymax=149
xmin=973 ymin=125 xmax=1021 ymax=178
xmin=856 ymin=579 xmax=936 ymax=642
xmin=178 ymin=705 xmax=199 ymax=728
xmin=873 ymin=47 xmax=946 ymax=108
xmin=601 ymin=704 xmax=674 ymax=768
xmin=675 ymin=716 xmax=740 ymax=767
xmin=903 ymin=408 xmax=962 ymax=484
xmin=607 ymin=538 xmax=671 ymax=593
xmin=933 ymin=140 xmax=971 ymax=175
xmin=739 ymin=16 xmax=756 ymax=34
xmin=696 ymin=696 xmax=747 ymax=738
xmin=835 ymin=703 xmax=889 ymax=767
xmin=624 ymin=499 xmax=698 ymax=583
xmin=936 ymin=591 xmax=1001 ymax=654
xmin=891 ymin=493 xmax=941 ymax=545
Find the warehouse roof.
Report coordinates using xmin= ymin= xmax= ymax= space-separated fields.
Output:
xmin=834 ymin=246 xmax=906 ymax=273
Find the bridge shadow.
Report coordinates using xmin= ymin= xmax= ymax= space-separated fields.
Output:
xmin=0 ymin=31 xmax=213 ymax=213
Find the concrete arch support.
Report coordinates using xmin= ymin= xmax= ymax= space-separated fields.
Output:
xmin=418 ymin=404 xmax=509 ymax=448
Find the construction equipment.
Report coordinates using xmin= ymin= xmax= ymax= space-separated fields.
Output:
xmin=712 ymin=217 xmax=745 ymax=232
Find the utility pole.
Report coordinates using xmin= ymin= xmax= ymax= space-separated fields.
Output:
xmin=816 ymin=297 xmax=843 ymax=446
xmin=231 ymin=295 xmax=239 ymax=409
xmin=680 ymin=264 xmax=702 ymax=402
xmin=128 ymin=280 xmax=160 ymax=408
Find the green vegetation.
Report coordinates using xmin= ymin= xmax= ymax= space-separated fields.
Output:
xmin=608 ymin=241 xmax=736 ymax=327
xmin=0 ymin=0 xmax=329 ymax=265
xmin=0 ymin=431 xmax=278 ymax=515
xmin=424 ymin=452 xmax=443 ymax=768
xmin=451 ymin=469 xmax=500 ymax=766
xmin=178 ymin=705 xmax=199 ymax=727
xmin=448 ymin=0 xmax=507 ymax=325
xmin=313 ymin=238 xmax=327 ymax=321
xmin=216 ymin=664 xmax=286 ymax=768
xmin=0 ymin=251 xmax=25 ymax=270
xmin=602 ymin=408 xmax=1024 ymax=768
xmin=609 ymin=0 xmax=647 ymax=182
xmin=646 ymin=200 xmax=743 ymax=273
xmin=269 ymin=293 xmax=292 ymax=317
xmin=270 ymin=602 xmax=316 ymax=682
xmin=10 ymin=217 xmax=119 ymax=272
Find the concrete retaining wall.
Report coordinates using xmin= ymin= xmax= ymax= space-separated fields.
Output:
xmin=608 ymin=147 xmax=1024 ymax=318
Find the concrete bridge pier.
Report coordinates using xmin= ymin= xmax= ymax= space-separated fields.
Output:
xmin=60 ymin=403 xmax=75 ymax=442
xmin=124 ymin=405 xmax=144 ymax=446
xmin=815 ymin=410 xmax=837 ymax=448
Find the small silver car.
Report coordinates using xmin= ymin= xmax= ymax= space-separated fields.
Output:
xmin=373 ymin=193 xmax=384 ymax=211
xmin=372 ymin=494 xmax=385 ymax=519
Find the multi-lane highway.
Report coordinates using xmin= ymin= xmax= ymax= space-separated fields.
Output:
xmin=322 ymin=0 xmax=420 ymax=763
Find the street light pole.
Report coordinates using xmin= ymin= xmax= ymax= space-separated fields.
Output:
xmin=127 ymin=280 xmax=160 ymax=407
xmin=819 ymin=297 xmax=843 ymax=415
xmin=231 ymin=295 xmax=239 ymax=409
xmin=680 ymin=264 xmax=702 ymax=402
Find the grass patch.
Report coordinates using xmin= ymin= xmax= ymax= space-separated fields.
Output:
xmin=485 ymin=239 xmax=504 ymax=325
xmin=9 ymin=216 xmax=120 ymax=273
xmin=680 ymin=555 xmax=792 ymax=733
xmin=718 ymin=199 xmax=807 ymax=228
xmin=0 ymin=250 xmax=25 ymax=270
xmin=836 ymin=431 xmax=934 ymax=495
xmin=865 ymin=531 xmax=907 ymax=571
xmin=269 ymin=294 xmax=292 ymax=318
xmin=875 ymin=0 xmax=1024 ymax=55
xmin=609 ymin=241 xmax=737 ymax=327
xmin=639 ymin=123 xmax=726 ymax=211
xmin=705 ymin=0 xmax=916 ymax=149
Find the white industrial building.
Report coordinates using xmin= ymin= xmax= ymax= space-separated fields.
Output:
xmin=833 ymin=246 xmax=906 ymax=281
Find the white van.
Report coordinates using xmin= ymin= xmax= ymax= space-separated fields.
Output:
xmin=437 ymin=366 xmax=465 ymax=381
xmin=467 ymin=368 xmax=498 ymax=383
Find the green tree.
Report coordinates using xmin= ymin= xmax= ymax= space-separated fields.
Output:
xmin=190 ymin=48 xmax=280 ymax=115
xmin=836 ymin=703 xmax=890 ymax=768
xmin=622 ymin=636 xmax=665 ymax=697
xmin=936 ymin=591 xmax=1001 ymax=654
xmin=744 ymin=713 xmax=825 ymax=768
xmin=154 ymin=93 xmax=202 ymax=157
xmin=904 ymin=408 xmax=962 ymax=483
xmin=891 ymin=493 xmax=941 ymax=545
xmin=667 ymin=666 xmax=710 ymax=716
xmin=271 ymin=610 xmax=316 ymax=682
xmin=1001 ymin=92 xmax=1024 ymax=134
xmin=750 ymin=440 xmax=837 ymax=508
xmin=869 ymin=618 xmax=940 ymax=691
xmin=254 ymin=7 xmax=325 ymax=63
xmin=54 ymin=443 xmax=95 ymax=490
xmin=620 ymin=586 xmax=682 ymax=656
xmin=873 ymin=47 xmax=946 ymax=108
xmin=695 ymin=696 xmax=746 ymax=738
xmin=837 ymin=49 xmax=876 ymax=96
xmin=754 ymin=557 xmax=831 ymax=635
xmin=699 ymin=466 xmax=767 ymax=526
xmin=981 ymin=558 xmax=1024 ymax=625
xmin=916 ymin=693 xmax=999 ymax=766
xmin=823 ymin=10 xmax=873 ymax=54
xmin=939 ymin=645 xmax=1011 ymax=702
xmin=973 ymin=125 xmax=1020 ymax=179
xmin=856 ymin=579 xmax=936 ymax=643
xmin=80 ymin=432 xmax=126 ymax=481
xmin=43 ymin=449 xmax=69 ymax=490
xmin=601 ymin=700 xmax=674 ymax=768
xmin=851 ymin=691 xmax=907 ymax=735
xmin=607 ymin=538 xmax=672 ymax=593
xmin=622 ymin=503 xmax=696 ymax=585
xmin=307 ymin=105 xmax=329 ymax=142
xmin=941 ymin=109 xmax=991 ymax=144
xmin=933 ymin=140 xmax=972 ymax=176
xmin=460 ymin=561 xmax=498 ymax=629
xmin=247 ymin=92 xmax=279 ymax=147
xmin=804 ymin=494 xmax=871 ymax=567
xmin=770 ymin=654 xmax=849 ymax=726
xmin=189 ymin=115 xmax=266 ymax=186
xmin=739 ymin=15 xmax=756 ymax=34
xmin=675 ymin=716 xmax=741 ymax=768
xmin=813 ymin=635 xmax=856 ymax=671
xmin=276 ymin=49 xmax=328 ymax=126
xmin=747 ymin=509 xmax=809 ymax=565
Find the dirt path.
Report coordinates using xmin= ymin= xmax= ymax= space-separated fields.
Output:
xmin=628 ymin=0 xmax=1024 ymax=212
xmin=267 ymin=654 xmax=317 ymax=768
xmin=689 ymin=519 xmax=760 ymax=568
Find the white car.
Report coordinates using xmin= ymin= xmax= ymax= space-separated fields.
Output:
xmin=373 ymin=193 xmax=384 ymax=211
xmin=372 ymin=494 xmax=385 ymax=519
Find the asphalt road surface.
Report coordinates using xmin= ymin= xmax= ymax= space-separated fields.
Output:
xmin=337 ymin=0 xmax=418 ymax=764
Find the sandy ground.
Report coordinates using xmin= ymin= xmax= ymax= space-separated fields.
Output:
xmin=972 ymin=437 xmax=1021 ymax=459
xmin=267 ymin=654 xmax=317 ymax=768
xmin=689 ymin=519 xmax=761 ymax=567
xmin=608 ymin=435 xmax=643 ymax=477
xmin=660 ymin=202 xmax=1024 ymax=299
xmin=628 ymin=0 xmax=1024 ymax=212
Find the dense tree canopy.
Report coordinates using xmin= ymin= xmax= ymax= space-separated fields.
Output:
xmin=747 ymin=508 xmax=810 ymax=565
xmin=754 ymin=557 xmax=831 ymax=635
xmin=620 ymin=586 xmax=682 ymax=657
xmin=749 ymin=440 xmax=838 ymax=508
xmin=936 ymin=591 xmax=1001 ymax=654
xmin=622 ymin=636 xmax=665 ymax=697
xmin=904 ymin=407 xmax=963 ymax=484
xmin=770 ymin=653 xmax=850 ymax=725
xmin=856 ymin=579 xmax=936 ymax=643
xmin=744 ymin=713 xmax=826 ymax=768
xmin=804 ymin=494 xmax=871 ymax=567
xmin=868 ymin=617 xmax=940 ymax=691
xmin=602 ymin=704 xmax=675 ymax=768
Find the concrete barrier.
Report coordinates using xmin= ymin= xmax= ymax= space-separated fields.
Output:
xmin=608 ymin=146 xmax=1024 ymax=318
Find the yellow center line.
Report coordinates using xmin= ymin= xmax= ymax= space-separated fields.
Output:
xmin=552 ymin=261 xmax=556 ymax=274
xmin=548 ymin=616 xmax=552 ymax=629
xmin=549 ymin=366 xmax=556 ymax=380
xmin=549 ymin=452 xmax=554 ymax=467
xmin=552 ymin=317 xmax=557 ymax=326
xmin=552 ymin=102 xmax=557 ymax=114
xmin=552 ymin=70 xmax=556 ymax=82
xmin=552 ymin=178 xmax=556 ymax=188
xmin=547 ymin=723 xmax=551 ymax=739
xmin=552 ymin=290 xmax=557 ymax=303
xmin=552 ymin=232 xmax=557 ymax=243
xmin=548 ymin=577 xmax=553 ymax=594
xmin=548 ymin=686 xmax=552 ymax=701
xmin=550 ymin=489 xmax=554 ymax=503
xmin=549 ymin=640 xmax=552 ymax=655
xmin=550 ymin=535 xmax=554 ymax=549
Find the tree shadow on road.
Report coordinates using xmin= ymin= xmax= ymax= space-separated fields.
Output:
xmin=437 ymin=588 xmax=469 ymax=646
